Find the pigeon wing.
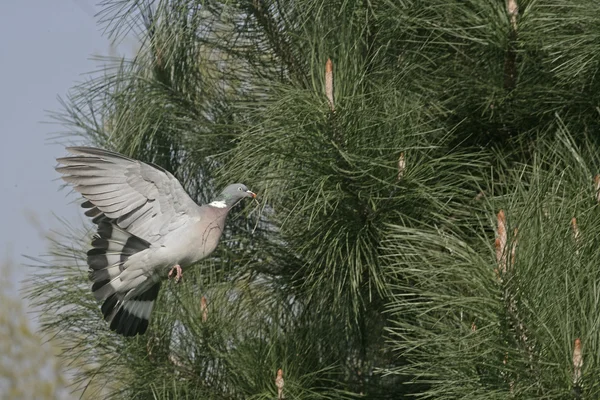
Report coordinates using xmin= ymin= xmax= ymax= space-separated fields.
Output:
xmin=56 ymin=147 xmax=200 ymax=242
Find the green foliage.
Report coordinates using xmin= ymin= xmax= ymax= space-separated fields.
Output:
xmin=383 ymin=128 xmax=600 ymax=397
xmin=28 ymin=0 xmax=600 ymax=398
xmin=0 ymin=264 xmax=69 ymax=399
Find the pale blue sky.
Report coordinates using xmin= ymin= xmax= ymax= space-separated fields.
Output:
xmin=0 ymin=2 xmax=130 ymax=288
xmin=0 ymin=3 xmax=132 ymax=395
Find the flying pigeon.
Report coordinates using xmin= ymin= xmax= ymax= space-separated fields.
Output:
xmin=55 ymin=147 xmax=256 ymax=336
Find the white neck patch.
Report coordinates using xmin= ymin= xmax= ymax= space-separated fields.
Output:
xmin=208 ymin=200 xmax=227 ymax=208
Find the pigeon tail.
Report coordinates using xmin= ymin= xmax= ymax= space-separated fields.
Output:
xmin=102 ymin=281 xmax=161 ymax=336
xmin=87 ymin=218 xmax=150 ymax=300
xmin=87 ymin=218 xmax=159 ymax=336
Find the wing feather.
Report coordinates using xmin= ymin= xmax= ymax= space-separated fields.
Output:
xmin=80 ymin=187 xmax=133 ymax=199
xmin=56 ymin=147 xmax=200 ymax=242
xmin=63 ymin=175 xmax=128 ymax=186
xmin=117 ymin=206 xmax=154 ymax=229
xmin=56 ymin=165 xmax=116 ymax=177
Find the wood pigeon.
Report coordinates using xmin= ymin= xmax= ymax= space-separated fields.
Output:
xmin=56 ymin=147 xmax=256 ymax=336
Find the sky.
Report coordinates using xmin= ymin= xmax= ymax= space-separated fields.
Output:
xmin=0 ymin=2 xmax=131 ymax=395
xmin=0 ymin=2 xmax=131 ymax=290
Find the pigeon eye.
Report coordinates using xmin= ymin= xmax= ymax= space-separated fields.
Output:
xmin=238 ymin=187 xmax=242 ymax=191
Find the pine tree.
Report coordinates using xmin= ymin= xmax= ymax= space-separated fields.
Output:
xmin=0 ymin=263 xmax=69 ymax=399
xmin=28 ymin=0 xmax=600 ymax=398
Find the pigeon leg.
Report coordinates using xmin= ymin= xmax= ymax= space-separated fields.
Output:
xmin=168 ymin=264 xmax=183 ymax=283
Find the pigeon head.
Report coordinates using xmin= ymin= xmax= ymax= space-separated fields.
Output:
xmin=210 ymin=183 xmax=256 ymax=208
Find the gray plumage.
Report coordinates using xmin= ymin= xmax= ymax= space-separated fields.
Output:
xmin=56 ymin=147 xmax=255 ymax=336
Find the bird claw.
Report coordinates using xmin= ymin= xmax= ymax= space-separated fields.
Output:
xmin=168 ymin=264 xmax=183 ymax=283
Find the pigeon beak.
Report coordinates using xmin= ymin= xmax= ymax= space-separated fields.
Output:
xmin=246 ymin=190 xmax=256 ymax=199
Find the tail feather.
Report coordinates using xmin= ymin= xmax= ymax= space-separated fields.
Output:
xmin=81 ymin=200 xmax=102 ymax=218
xmin=90 ymin=264 xmax=122 ymax=283
xmin=86 ymin=218 xmax=158 ymax=336
xmin=102 ymin=282 xmax=161 ymax=336
xmin=87 ymin=219 xmax=150 ymax=301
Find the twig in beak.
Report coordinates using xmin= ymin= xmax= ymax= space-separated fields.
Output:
xmin=245 ymin=194 xmax=261 ymax=234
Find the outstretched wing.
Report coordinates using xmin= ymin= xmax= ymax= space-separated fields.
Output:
xmin=56 ymin=147 xmax=200 ymax=242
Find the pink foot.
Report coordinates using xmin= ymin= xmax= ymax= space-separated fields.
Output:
xmin=168 ymin=264 xmax=183 ymax=283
